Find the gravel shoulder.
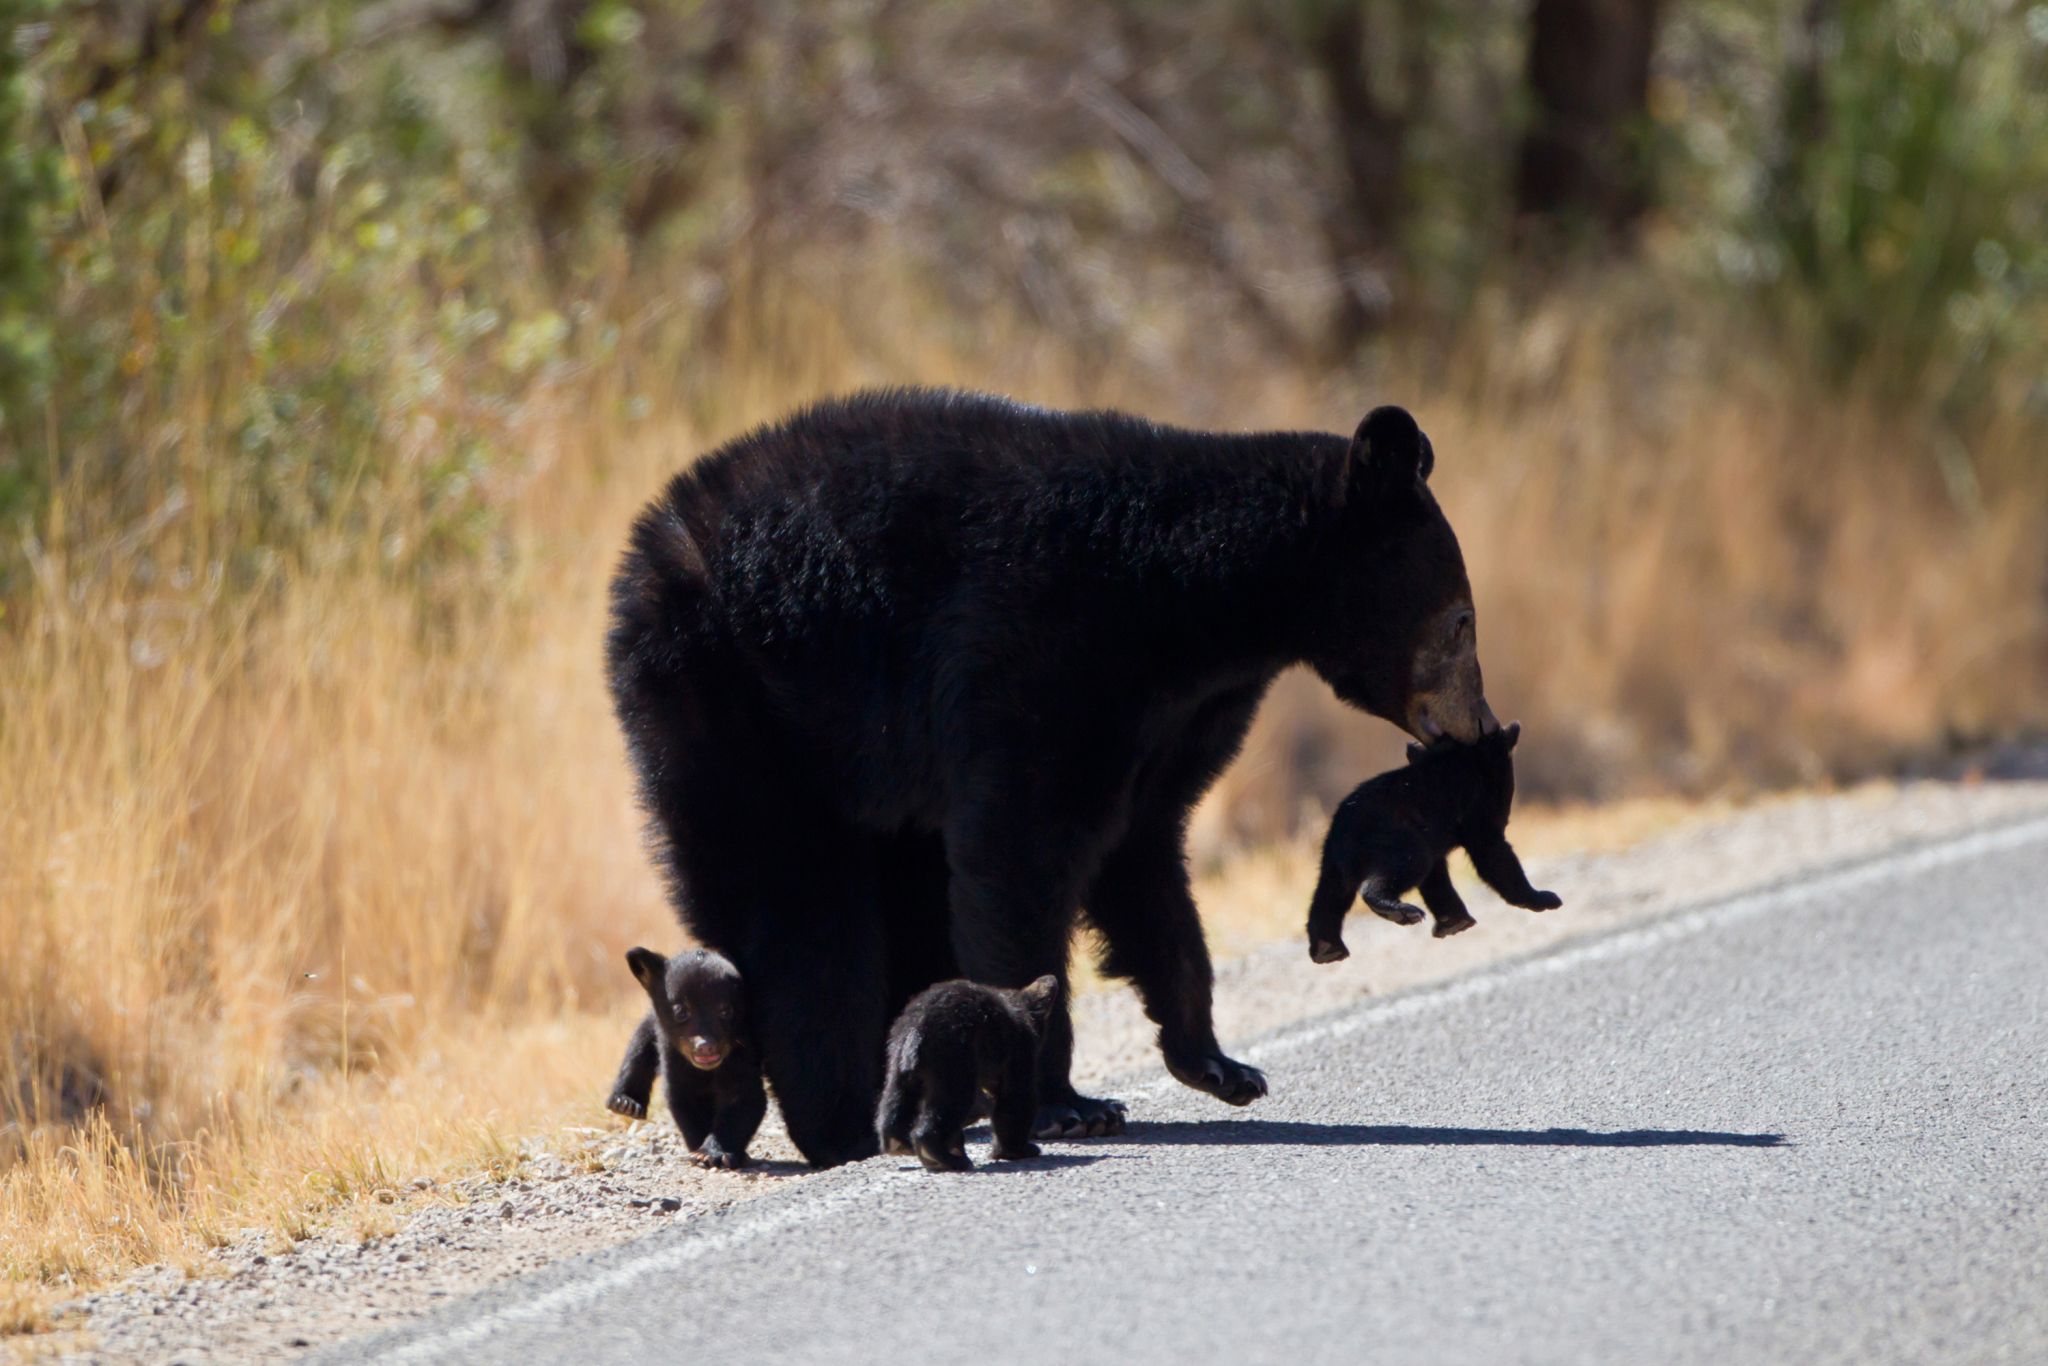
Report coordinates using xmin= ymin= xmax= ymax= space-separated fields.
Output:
xmin=49 ymin=774 xmax=2048 ymax=1364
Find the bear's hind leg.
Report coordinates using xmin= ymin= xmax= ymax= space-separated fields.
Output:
xmin=1358 ymin=832 xmax=1431 ymax=927
xmin=989 ymin=1049 xmax=1042 ymax=1162
xmin=876 ymin=1069 xmax=921 ymax=1157
xmin=909 ymin=1069 xmax=976 ymax=1173
xmin=1417 ymin=858 xmax=1476 ymax=938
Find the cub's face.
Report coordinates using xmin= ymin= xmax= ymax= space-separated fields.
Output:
xmin=626 ymin=947 xmax=746 ymax=1070
xmin=1410 ymin=721 xmax=1521 ymax=830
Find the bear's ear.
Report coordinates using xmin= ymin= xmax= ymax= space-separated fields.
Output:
xmin=1502 ymin=721 xmax=1521 ymax=751
xmin=1018 ymin=974 xmax=1061 ymax=1025
xmin=1350 ymin=405 xmax=1433 ymax=499
xmin=625 ymin=947 xmax=667 ymax=996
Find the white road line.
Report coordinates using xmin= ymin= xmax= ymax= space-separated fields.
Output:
xmin=366 ymin=811 xmax=2048 ymax=1363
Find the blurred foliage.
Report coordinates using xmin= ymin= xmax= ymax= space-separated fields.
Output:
xmin=0 ymin=0 xmax=61 ymax=526
xmin=1750 ymin=0 xmax=2048 ymax=404
xmin=1 ymin=0 xmax=2043 ymax=599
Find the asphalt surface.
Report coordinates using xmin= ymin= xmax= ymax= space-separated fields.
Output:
xmin=335 ymin=815 xmax=2048 ymax=1366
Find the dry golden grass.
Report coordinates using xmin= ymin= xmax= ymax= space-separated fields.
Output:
xmin=3 ymin=278 xmax=2044 ymax=1333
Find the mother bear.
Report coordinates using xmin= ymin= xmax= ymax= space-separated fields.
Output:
xmin=606 ymin=389 xmax=1496 ymax=1167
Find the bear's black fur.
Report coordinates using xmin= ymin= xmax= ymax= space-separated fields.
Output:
xmin=878 ymin=975 xmax=1061 ymax=1172
xmin=1305 ymin=723 xmax=1561 ymax=964
xmin=606 ymin=388 xmax=1496 ymax=1167
xmin=612 ymin=947 xmax=766 ymax=1169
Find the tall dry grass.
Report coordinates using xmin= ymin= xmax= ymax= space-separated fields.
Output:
xmin=3 ymin=277 xmax=2045 ymax=1330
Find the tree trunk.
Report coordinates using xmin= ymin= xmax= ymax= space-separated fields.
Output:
xmin=1514 ymin=0 xmax=1663 ymax=241
xmin=1311 ymin=2 xmax=1426 ymax=356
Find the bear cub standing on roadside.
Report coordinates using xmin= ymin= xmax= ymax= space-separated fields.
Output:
xmin=878 ymin=976 xmax=1061 ymax=1172
xmin=608 ymin=947 xmax=767 ymax=1169
xmin=1307 ymin=722 xmax=1562 ymax=964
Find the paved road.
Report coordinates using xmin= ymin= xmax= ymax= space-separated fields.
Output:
xmin=339 ymin=815 xmax=2048 ymax=1366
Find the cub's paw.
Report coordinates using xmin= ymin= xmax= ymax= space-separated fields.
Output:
xmin=881 ymin=1133 xmax=915 ymax=1157
xmin=1166 ymin=1049 xmax=1269 ymax=1107
xmin=689 ymin=1143 xmax=751 ymax=1170
xmin=991 ymin=1139 xmax=1042 ymax=1162
xmin=1519 ymin=891 xmax=1563 ymax=912
xmin=605 ymin=1093 xmax=647 ymax=1120
xmin=915 ymin=1137 xmax=973 ymax=1173
xmin=1033 ymin=1093 xmax=1128 ymax=1140
xmin=1364 ymin=898 xmax=1426 ymax=927
xmin=1309 ymin=937 xmax=1350 ymax=964
xmin=1431 ymin=913 xmax=1476 ymax=939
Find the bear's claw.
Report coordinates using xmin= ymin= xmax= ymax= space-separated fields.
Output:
xmin=606 ymin=1094 xmax=647 ymax=1120
xmin=1167 ymin=1050 xmax=1269 ymax=1107
xmin=689 ymin=1143 xmax=750 ymax=1170
xmin=1034 ymin=1094 xmax=1127 ymax=1140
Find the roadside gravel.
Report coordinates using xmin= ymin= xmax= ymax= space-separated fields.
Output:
xmin=52 ymin=774 xmax=2048 ymax=1364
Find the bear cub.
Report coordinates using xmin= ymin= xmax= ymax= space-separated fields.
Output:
xmin=608 ymin=947 xmax=767 ymax=1169
xmin=877 ymin=976 xmax=1061 ymax=1172
xmin=1307 ymin=721 xmax=1562 ymax=964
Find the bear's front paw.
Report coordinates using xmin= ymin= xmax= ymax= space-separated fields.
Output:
xmin=1520 ymin=890 xmax=1562 ymax=912
xmin=991 ymin=1138 xmax=1042 ymax=1162
xmin=1166 ymin=1049 xmax=1269 ymax=1107
xmin=1033 ymin=1093 xmax=1127 ymax=1140
xmin=1431 ymin=912 xmax=1476 ymax=938
xmin=1309 ymin=937 xmax=1350 ymax=964
xmin=689 ymin=1143 xmax=751 ymax=1170
xmin=606 ymin=1093 xmax=647 ymax=1120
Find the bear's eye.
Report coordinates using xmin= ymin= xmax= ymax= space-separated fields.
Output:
xmin=673 ymin=1003 xmax=691 ymax=1022
xmin=1448 ymin=608 xmax=1474 ymax=643
xmin=719 ymin=1005 xmax=733 ymax=1021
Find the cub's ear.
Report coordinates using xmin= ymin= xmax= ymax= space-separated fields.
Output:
xmin=1351 ymin=405 xmax=1433 ymax=499
xmin=624 ymin=947 xmax=667 ymax=996
xmin=1018 ymin=974 xmax=1061 ymax=1024
xmin=1503 ymin=721 xmax=1521 ymax=750
xmin=1406 ymin=741 xmax=1430 ymax=764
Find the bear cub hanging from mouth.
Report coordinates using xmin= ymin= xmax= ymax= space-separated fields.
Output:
xmin=1307 ymin=722 xmax=1562 ymax=965
xmin=878 ymin=976 xmax=1061 ymax=1172
xmin=608 ymin=947 xmax=767 ymax=1169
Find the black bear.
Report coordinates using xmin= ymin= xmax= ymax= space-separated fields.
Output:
xmin=607 ymin=389 xmax=1497 ymax=1167
xmin=1305 ymin=723 xmax=1561 ymax=964
xmin=611 ymin=947 xmax=766 ymax=1169
xmin=877 ymin=974 xmax=1061 ymax=1172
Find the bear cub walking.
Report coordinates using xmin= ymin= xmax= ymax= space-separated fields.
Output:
xmin=1308 ymin=722 xmax=1561 ymax=964
xmin=608 ymin=947 xmax=767 ymax=1169
xmin=878 ymin=976 xmax=1061 ymax=1172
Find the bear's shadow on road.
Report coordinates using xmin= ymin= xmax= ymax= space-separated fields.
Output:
xmin=884 ymin=1152 xmax=1119 ymax=1175
xmin=1114 ymin=1120 xmax=1787 ymax=1149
